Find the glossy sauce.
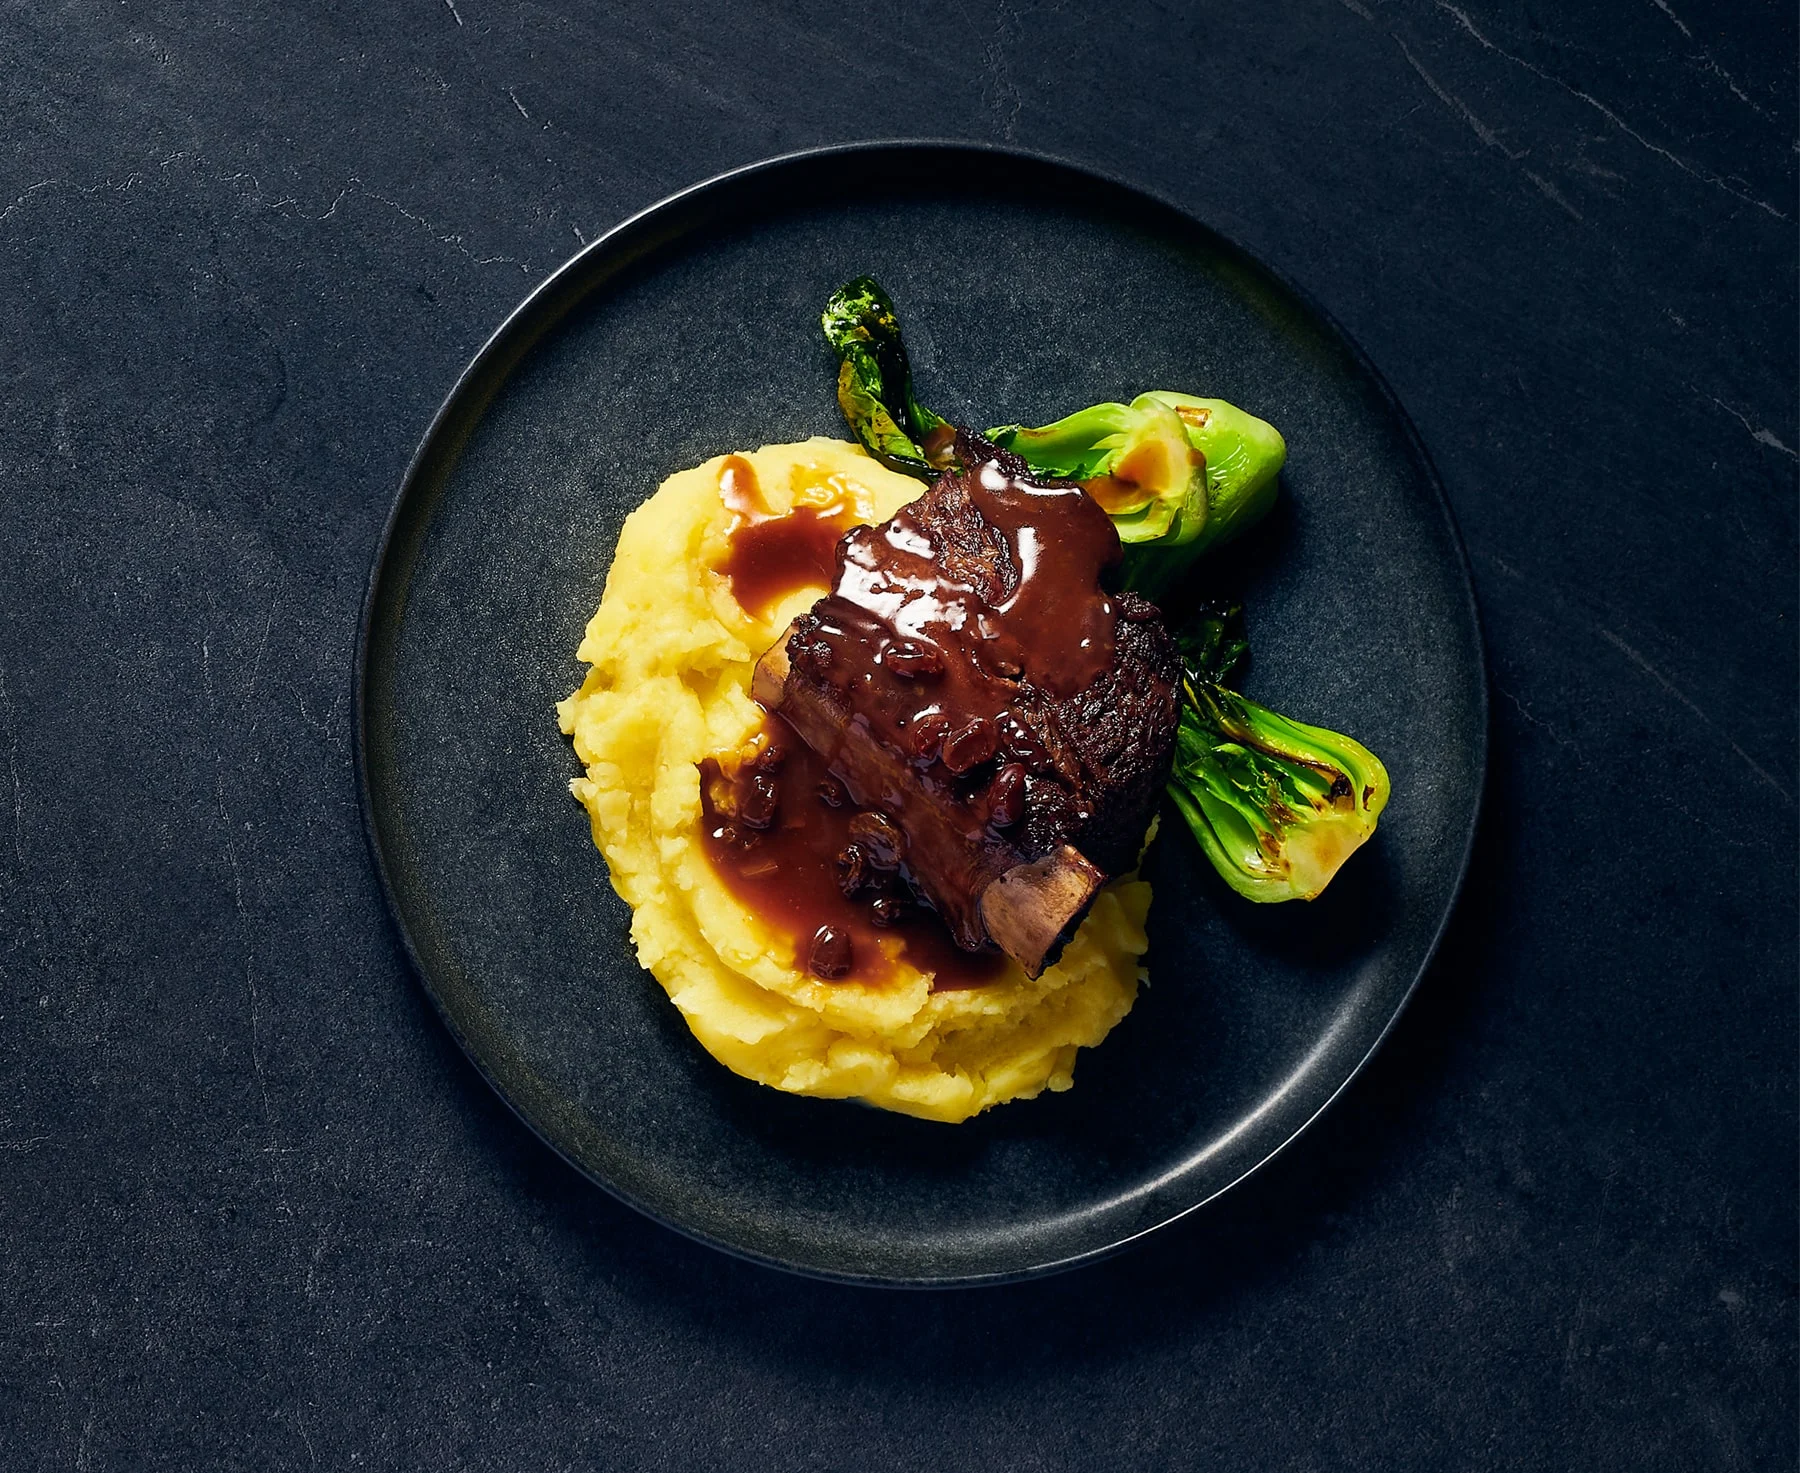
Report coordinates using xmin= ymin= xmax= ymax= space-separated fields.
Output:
xmin=780 ymin=449 xmax=1125 ymax=947
xmin=919 ymin=423 xmax=959 ymax=468
xmin=705 ymin=454 xmax=1005 ymax=987
xmin=813 ymin=455 xmax=1121 ymax=726
xmin=699 ymin=714 xmax=1007 ymax=989
xmin=721 ymin=509 xmax=858 ymax=622
xmin=716 ymin=453 xmax=862 ymax=622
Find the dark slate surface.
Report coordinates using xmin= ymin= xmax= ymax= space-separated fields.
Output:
xmin=0 ymin=1 xmax=1791 ymax=1467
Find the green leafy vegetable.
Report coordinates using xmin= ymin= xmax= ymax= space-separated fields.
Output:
xmin=820 ymin=276 xmax=946 ymax=478
xmin=1167 ymin=606 xmax=1389 ymax=902
xmin=987 ymin=395 xmax=1196 ymax=542
xmin=1176 ymin=599 xmax=1252 ymax=686
xmin=989 ymin=393 xmax=1284 ymax=601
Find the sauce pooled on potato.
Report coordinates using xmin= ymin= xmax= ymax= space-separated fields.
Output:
xmin=707 ymin=454 xmax=1006 ymax=987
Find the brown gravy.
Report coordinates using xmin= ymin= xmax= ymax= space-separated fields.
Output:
xmin=716 ymin=454 xmax=862 ymax=621
xmin=705 ymin=453 xmax=1005 ymax=988
xmin=776 ymin=446 xmax=1125 ymax=949
xmin=699 ymin=714 xmax=1006 ymax=990
xmin=817 ymin=455 xmax=1123 ymax=715
xmin=720 ymin=508 xmax=858 ymax=622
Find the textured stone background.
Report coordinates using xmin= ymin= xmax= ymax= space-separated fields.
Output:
xmin=0 ymin=2 xmax=1792 ymax=1468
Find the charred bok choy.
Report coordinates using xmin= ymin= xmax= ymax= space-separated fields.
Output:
xmin=1171 ymin=605 xmax=1389 ymax=901
xmin=819 ymin=275 xmax=1390 ymax=902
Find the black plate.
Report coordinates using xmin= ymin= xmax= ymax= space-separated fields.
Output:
xmin=357 ymin=142 xmax=1486 ymax=1286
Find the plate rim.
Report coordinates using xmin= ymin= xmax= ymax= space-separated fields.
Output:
xmin=354 ymin=138 xmax=1490 ymax=1288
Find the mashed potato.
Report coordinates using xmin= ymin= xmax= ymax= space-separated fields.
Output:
xmin=556 ymin=438 xmax=1151 ymax=1123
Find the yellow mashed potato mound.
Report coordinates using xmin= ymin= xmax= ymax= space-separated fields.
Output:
xmin=556 ymin=437 xmax=1151 ymax=1123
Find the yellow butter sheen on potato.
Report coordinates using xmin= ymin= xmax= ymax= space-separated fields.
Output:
xmin=556 ymin=437 xmax=1152 ymax=1124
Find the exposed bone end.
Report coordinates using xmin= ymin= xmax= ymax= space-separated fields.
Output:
xmin=979 ymin=845 xmax=1106 ymax=979
xmin=759 ymin=619 xmax=1107 ymax=977
xmin=751 ymin=624 xmax=796 ymax=710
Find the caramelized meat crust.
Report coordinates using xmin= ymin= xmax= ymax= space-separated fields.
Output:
xmin=760 ymin=432 xmax=1180 ymax=973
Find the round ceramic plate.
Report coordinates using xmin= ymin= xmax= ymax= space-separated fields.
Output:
xmin=357 ymin=142 xmax=1486 ymax=1286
